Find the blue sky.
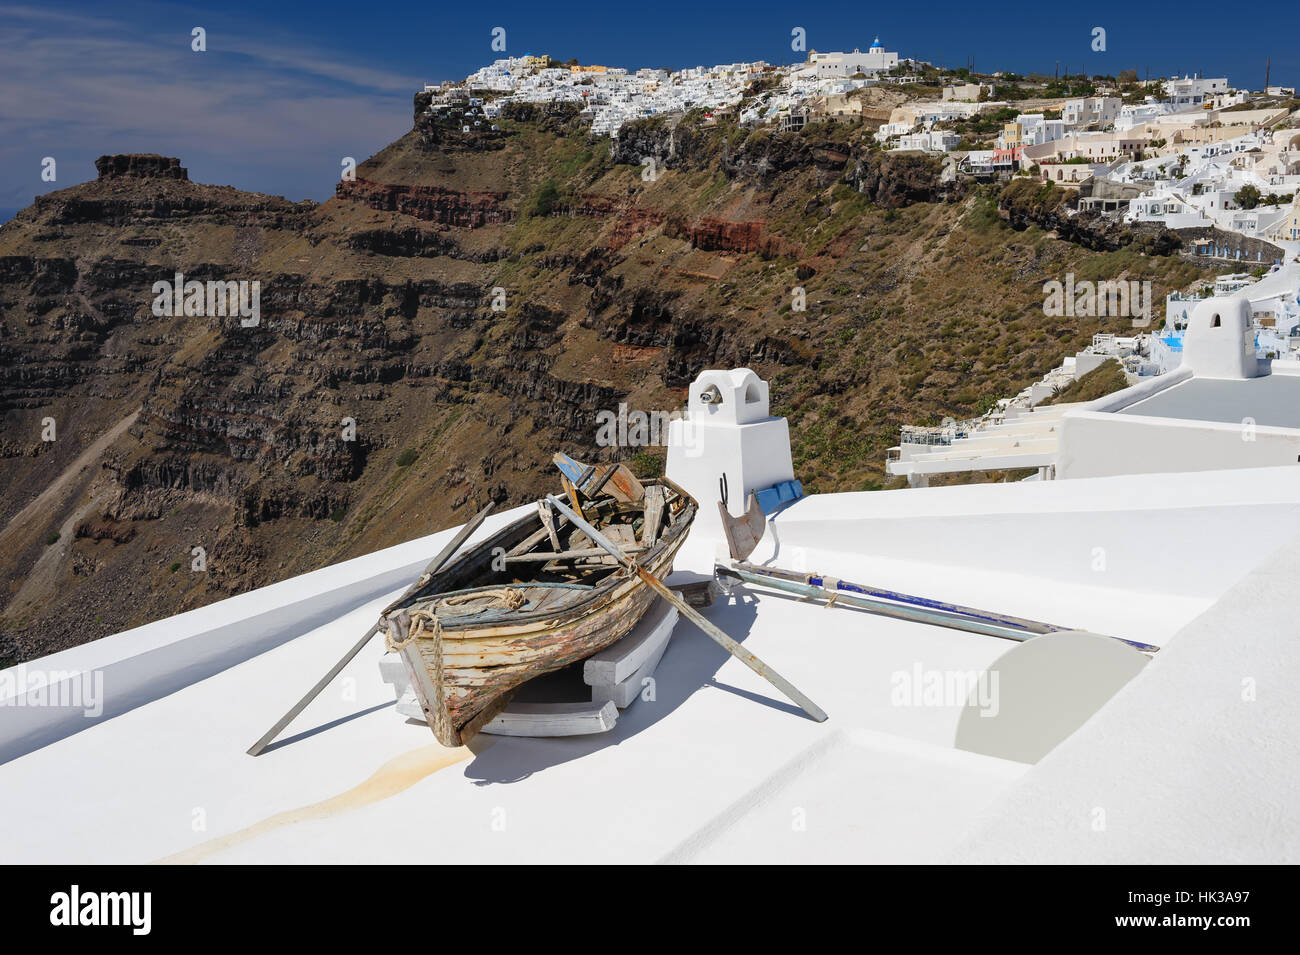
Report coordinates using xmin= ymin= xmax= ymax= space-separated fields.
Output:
xmin=1 ymin=0 xmax=1297 ymax=221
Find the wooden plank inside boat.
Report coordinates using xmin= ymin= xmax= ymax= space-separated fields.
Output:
xmin=641 ymin=484 xmax=665 ymax=544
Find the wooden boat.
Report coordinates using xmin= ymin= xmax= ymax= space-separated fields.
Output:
xmin=378 ymin=465 xmax=697 ymax=747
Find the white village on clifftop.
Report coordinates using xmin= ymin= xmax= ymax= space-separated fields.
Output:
xmin=425 ymin=43 xmax=1300 ymax=483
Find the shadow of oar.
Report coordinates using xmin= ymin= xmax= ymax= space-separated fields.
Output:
xmin=261 ymin=700 xmax=396 ymax=754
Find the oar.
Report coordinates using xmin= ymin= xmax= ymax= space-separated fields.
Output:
xmin=718 ymin=562 xmax=1161 ymax=654
xmin=732 ymin=560 xmax=1066 ymax=634
xmin=714 ymin=491 xmax=1159 ymax=653
xmin=545 ymin=494 xmax=828 ymax=723
xmin=246 ymin=502 xmax=496 ymax=756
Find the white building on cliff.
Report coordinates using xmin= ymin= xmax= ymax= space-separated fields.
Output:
xmin=806 ymin=38 xmax=898 ymax=78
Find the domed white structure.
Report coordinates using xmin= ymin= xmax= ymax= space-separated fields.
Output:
xmin=1182 ymin=294 xmax=1259 ymax=379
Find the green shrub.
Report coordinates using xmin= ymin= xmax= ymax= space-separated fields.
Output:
xmin=396 ymin=448 xmax=418 ymax=467
xmin=1042 ymin=359 xmax=1128 ymax=405
xmin=527 ymin=180 xmax=561 ymax=217
xmin=628 ymin=449 xmax=665 ymax=478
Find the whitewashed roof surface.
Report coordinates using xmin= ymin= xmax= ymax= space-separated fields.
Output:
xmin=2 ymin=465 xmax=1298 ymax=863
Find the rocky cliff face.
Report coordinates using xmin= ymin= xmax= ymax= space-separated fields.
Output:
xmin=998 ymin=178 xmax=1180 ymax=254
xmin=337 ymin=179 xmax=512 ymax=227
xmin=849 ymin=150 xmax=964 ymax=208
xmin=0 ymin=109 xmax=1215 ymax=666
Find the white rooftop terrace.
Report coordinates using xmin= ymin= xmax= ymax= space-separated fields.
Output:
xmin=3 ymin=368 xmax=1298 ymax=864
xmin=893 ymin=294 xmax=1300 ymax=484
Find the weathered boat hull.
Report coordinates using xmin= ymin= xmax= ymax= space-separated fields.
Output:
xmin=395 ymin=479 xmax=695 ymax=747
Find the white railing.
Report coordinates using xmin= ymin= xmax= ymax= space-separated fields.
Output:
xmin=899 ymin=426 xmax=957 ymax=446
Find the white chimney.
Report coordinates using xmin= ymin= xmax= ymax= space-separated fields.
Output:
xmin=1182 ymin=295 xmax=1260 ymax=379
xmin=666 ymin=368 xmax=796 ymax=549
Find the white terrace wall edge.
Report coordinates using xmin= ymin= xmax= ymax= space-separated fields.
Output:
xmin=1057 ymin=411 xmax=1300 ymax=479
xmin=766 ymin=465 xmax=1300 ymax=601
xmin=0 ymin=507 xmax=530 ymax=765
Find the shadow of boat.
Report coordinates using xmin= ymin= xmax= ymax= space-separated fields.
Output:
xmin=458 ymin=584 xmax=815 ymax=785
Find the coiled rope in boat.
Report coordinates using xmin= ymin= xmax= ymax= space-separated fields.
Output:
xmin=383 ymin=587 xmax=528 ymax=653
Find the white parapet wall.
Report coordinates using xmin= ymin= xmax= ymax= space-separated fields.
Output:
xmin=0 ymin=506 xmax=531 ymax=764
xmin=950 ymin=522 xmax=1300 ymax=863
xmin=1057 ymin=411 xmax=1300 ymax=479
xmin=753 ymin=463 xmax=1300 ymax=641
xmin=1055 ymin=299 xmax=1300 ymax=478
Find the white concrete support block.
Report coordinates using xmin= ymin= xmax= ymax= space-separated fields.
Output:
xmin=590 ymin=638 xmax=672 ymax=709
xmin=586 ymin=600 xmax=677 ymax=708
xmin=380 ymin=658 xmax=621 ymax=736
xmin=377 ymin=657 xmax=425 ymax=720
xmin=584 ymin=600 xmax=677 ymax=685
xmin=482 ymin=701 xmax=619 ymax=737
xmin=377 ymin=656 xmax=408 ymax=692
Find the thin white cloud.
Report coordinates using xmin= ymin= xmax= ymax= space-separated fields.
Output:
xmin=0 ymin=2 xmax=417 ymax=207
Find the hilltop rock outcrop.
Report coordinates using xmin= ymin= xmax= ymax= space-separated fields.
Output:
xmin=94 ymin=154 xmax=188 ymax=181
